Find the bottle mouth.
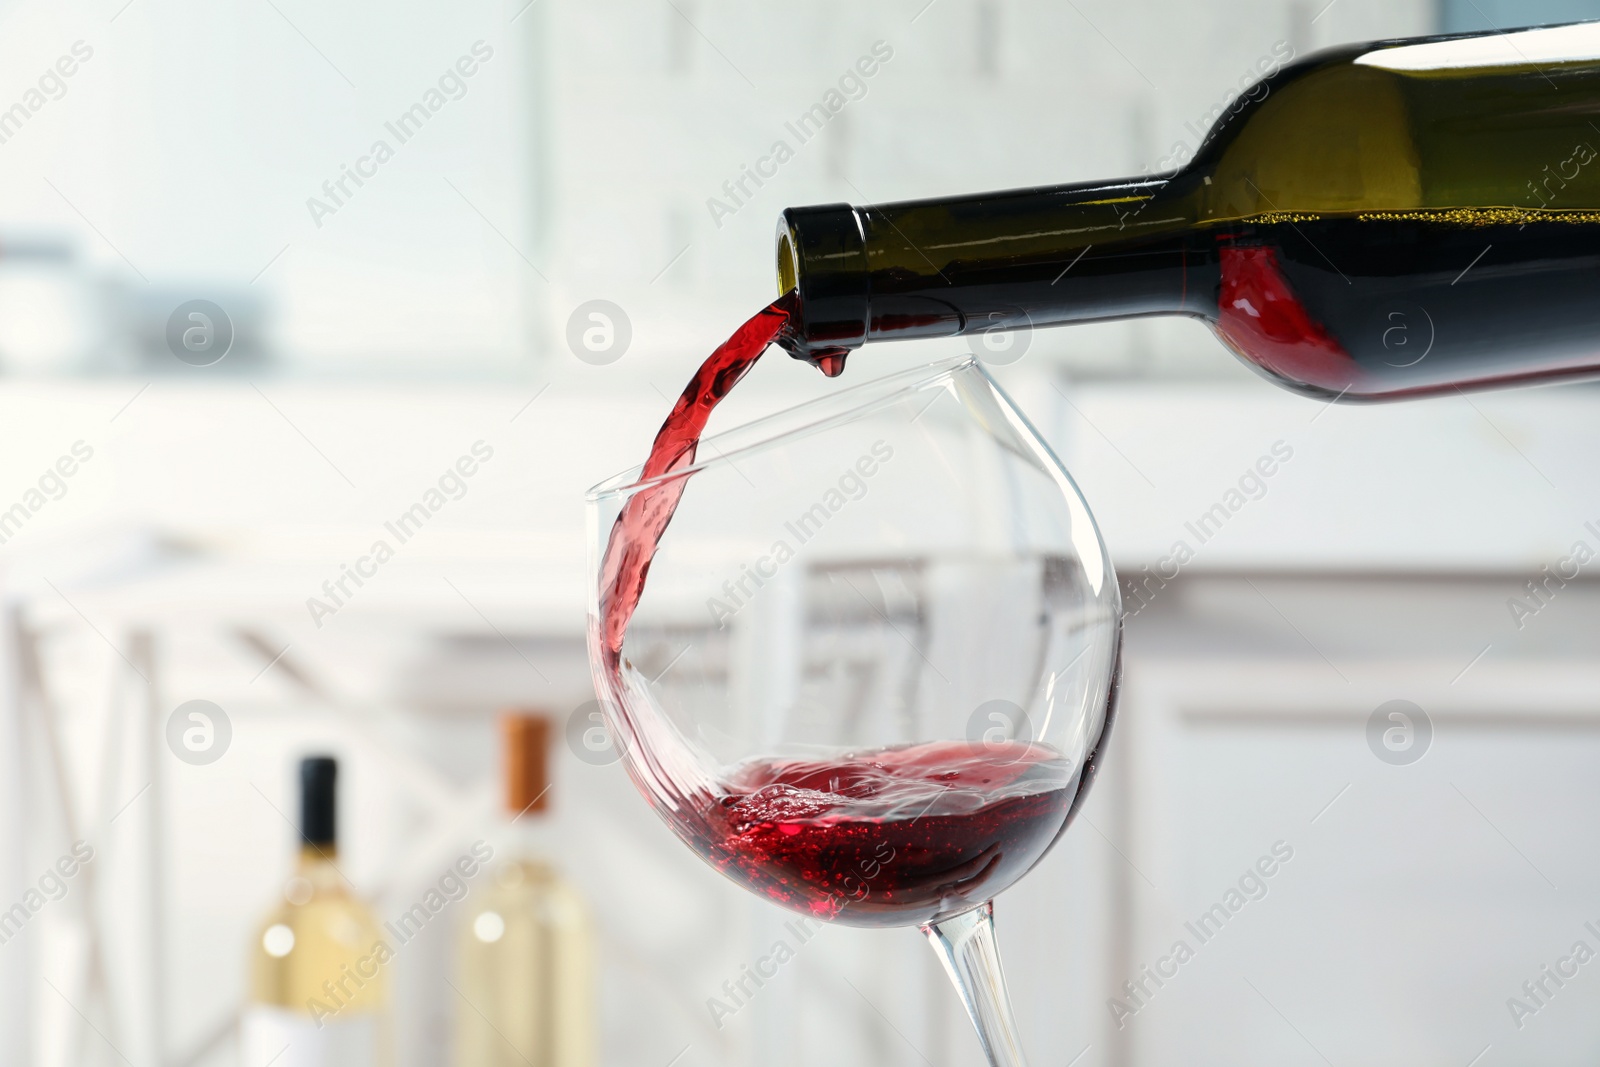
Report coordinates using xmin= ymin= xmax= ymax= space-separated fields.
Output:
xmin=774 ymin=203 xmax=870 ymax=358
xmin=777 ymin=230 xmax=798 ymax=296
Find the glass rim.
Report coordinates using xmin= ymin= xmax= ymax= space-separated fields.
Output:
xmin=585 ymin=353 xmax=985 ymax=502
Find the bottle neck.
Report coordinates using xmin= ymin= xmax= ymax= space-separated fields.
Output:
xmin=295 ymin=844 xmax=345 ymax=891
xmin=500 ymin=807 xmax=552 ymax=859
xmin=777 ymin=176 xmax=1206 ymax=361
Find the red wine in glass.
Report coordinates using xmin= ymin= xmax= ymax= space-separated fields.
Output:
xmin=594 ymin=294 xmax=1090 ymax=928
xmin=685 ymin=740 xmax=1075 ymax=929
xmin=588 ymin=292 xmax=1122 ymax=1067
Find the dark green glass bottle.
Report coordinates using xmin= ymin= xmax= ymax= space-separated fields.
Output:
xmin=776 ymin=21 xmax=1600 ymax=400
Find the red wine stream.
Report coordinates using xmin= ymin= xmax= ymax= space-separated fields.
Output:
xmin=596 ymin=290 xmax=797 ymax=670
xmin=596 ymin=293 xmax=1075 ymax=927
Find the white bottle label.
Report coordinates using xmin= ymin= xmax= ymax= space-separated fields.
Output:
xmin=241 ymin=1005 xmax=377 ymax=1067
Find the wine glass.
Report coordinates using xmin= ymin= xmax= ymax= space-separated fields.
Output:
xmin=585 ymin=355 xmax=1121 ymax=1066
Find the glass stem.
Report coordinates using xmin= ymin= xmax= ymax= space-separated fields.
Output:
xmin=922 ymin=901 xmax=1030 ymax=1067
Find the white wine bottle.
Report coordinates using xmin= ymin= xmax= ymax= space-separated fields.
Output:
xmin=455 ymin=713 xmax=595 ymax=1067
xmin=242 ymin=756 xmax=391 ymax=1067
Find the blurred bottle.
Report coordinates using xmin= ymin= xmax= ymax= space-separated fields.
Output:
xmin=243 ymin=756 xmax=391 ymax=1067
xmin=455 ymin=713 xmax=595 ymax=1067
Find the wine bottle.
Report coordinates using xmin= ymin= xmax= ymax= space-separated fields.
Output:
xmin=455 ymin=713 xmax=595 ymax=1067
xmin=243 ymin=756 xmax=391 ymax=1067
xmin=777 ymin=20 xmax=1600 ymax=400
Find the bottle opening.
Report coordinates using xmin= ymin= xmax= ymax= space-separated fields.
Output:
xmin=773 ymin=203 xmax=870 ymax=358
xmin=777 ymin=230 xmax=798 ymax=296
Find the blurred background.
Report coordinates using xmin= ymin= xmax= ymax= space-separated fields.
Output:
xmin=3 ymin=0 xmax=1600 ymax=1065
